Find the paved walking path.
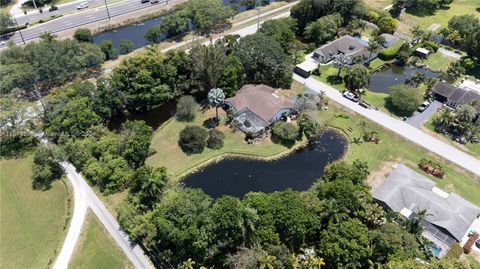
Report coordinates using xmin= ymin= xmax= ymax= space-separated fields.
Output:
xmin=293 ymin=74 xmax=480 ymax=176
xmin=52 ymin=163 xmax=154 ymax=269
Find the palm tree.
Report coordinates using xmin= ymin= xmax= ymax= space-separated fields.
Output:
xmin=366 ymin=39 xmax=381 ymax=62
xmin=321 ymin=199 xmax=349 ymax=224
xmin=410 ymin=25 xmax=425 ymax=44
xmin=332 ymin=54 xmax=353 ymax=78
xmin=437 ymin=107 xmax=455 ymax=132
xmin=358 ymin=120 xmax=367 ymax=140
xmin=141 ymin=168 xmax=167 ymax=203
xmin=180 ymin=258 xmax=196 ymax=269
xmin=208 ymin=88 xmax=225 ymax=120
xmin=239 ymin=206 xmax=258 ymax=246
xmin=258 ymin=251 xmax=276 ymax=269
xmin=455 ymin=104 xmax=477 ymax=123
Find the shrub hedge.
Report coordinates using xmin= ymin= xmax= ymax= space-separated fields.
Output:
xmin=378 ymin=40 xmax=405 ymax=60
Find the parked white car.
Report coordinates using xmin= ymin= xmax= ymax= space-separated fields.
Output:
xmin=76 ymin=2 xmax=88 ymax=9
xmin=417 ymin=101 xmax=431 ymax=112
xmin=342 ymin=91 xmax=359 ymax=102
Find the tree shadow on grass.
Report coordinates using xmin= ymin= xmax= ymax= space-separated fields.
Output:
xmin=326 ymin=75 xmax=343 ymax=85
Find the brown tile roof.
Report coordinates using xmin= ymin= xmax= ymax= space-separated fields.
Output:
xmin=225 ymin=84 xmax=294 ymax=123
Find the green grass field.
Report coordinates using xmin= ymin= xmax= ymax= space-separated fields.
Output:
xmin=69 ymin=210 xmax=132 ymax=269
xmin=418 ymin=52 xmax=457 ymax=72
xmin=398 ymin=0 xmax=480 ymax=34
xmin=0 ymin=154 xmax=70 ymax=269
xmin=146 ymin=108 xmax=299 ymax=177
xmin=321 ymin=102 xmax=480 ymax=206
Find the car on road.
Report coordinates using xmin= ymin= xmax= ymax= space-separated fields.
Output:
xmin=151 ymin=0 xmax=159 ymax=3
xmin=76 ymin=2 xmax=88 ymax=9
xmin=417 ymin=101 xmax=431 ymax=112
xmin=342 ymin=91 xmax=359 ymax=102
xmin=49 ymin=5 xmax=58 ymax=12
xmin=141 ymin=0 xmax=150 ymax=3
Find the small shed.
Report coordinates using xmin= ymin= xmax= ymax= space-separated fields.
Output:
xmin=415 ymin=47 xmax=430 ymax=58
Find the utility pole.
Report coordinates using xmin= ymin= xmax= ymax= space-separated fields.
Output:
xmin=256 ymin=0 xmax=260 ymax=30
xmin=12 ymin=16 xmax=26 ymax=45
xmin=32 ymin=0 xmax=37 ymax=9
xmin=104 ymin=0 xmax=111 ymax=20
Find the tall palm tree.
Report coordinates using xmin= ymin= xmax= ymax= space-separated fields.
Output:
xmin=332 ymin=54 xmax=353 ymax=78
xmin=180 ymin=258 xmax=196 ymax=269
xmin=455 ymin=104 xmax=477 ymax=123
xmin=437 ymin=107 xmax=455 ymax=131
xmin=208 ymin=88 xmax=225 ymax=120
xmin=239 ymin=206 xmax=259 ymax=246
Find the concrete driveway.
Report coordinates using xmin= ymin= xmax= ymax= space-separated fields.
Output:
xmin=406 ymin=101 xmax=442 ymax=129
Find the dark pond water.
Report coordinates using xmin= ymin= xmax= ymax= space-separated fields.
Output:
xmin=369 ymin=65 xmax=439 ymax=93
xmin=93 ymin=0 xmax=275 ymax=49
xmin=183 ymin=129 xmax=348 ymax=198
xmin=107 ymin=101 xmax=176 ymax=130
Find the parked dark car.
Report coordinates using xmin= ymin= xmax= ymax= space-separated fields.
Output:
xmin=151 ymin=0 xmax=159 ymax=3
xmin=141 ymin=0 xmax=150 ymax=3
xmin=49 ymin=5 xmax=58 ymax=11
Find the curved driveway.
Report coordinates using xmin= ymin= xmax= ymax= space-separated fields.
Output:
xmin=294 ymin=74 xmax=480 ymax=176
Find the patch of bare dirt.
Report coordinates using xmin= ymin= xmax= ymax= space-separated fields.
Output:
xmin=367 ymin=161 xmax=397 ymax=191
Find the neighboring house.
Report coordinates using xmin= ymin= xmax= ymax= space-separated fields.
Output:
xmin=432 ymin=81 xmax=480 ymax=124
xmin=294 ymin=57 xmax=318 ymax=78
xmin=373 ymin=164 xmax=480 ymax=257
xmin=380 ymin=33 xmax=400 ymax=48
xmin=312 ymin=35 xmax=376 ymax=64
xmin=224 ymin=84 xmax=295 ymax=136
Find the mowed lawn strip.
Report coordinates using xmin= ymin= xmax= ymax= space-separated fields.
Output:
xmin=146 ymin=108 xmax=295 ymax=178
xmin=321 ymin=102 xmax=480 ymax=206
xmin=69 ymin=209 xmax=132 ymax=269
xmin=0 ymin=153 xmax=70 ymax=269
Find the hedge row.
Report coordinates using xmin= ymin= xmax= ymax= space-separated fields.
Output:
xmin=378 ymin=40 xmax=405 ymax=60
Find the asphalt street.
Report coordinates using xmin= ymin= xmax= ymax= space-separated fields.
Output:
xmin=1 ymin=0 xmax=170 ymax=47
xmin=294 ymin=74 xmax=480 ymax=176
xmin=15 ymin=0 xmax=120 ymax=25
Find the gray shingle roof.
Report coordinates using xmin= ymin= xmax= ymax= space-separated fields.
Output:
xmin=373 ymin=164 xmax=480 ymax=241
xmin=432 ymin=82 xmax=457 ymax=99
xmin=313 ymin=35 xmax=372 ymax=63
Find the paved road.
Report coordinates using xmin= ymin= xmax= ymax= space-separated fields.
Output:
xmin=406 ymin=100 xmax=442 ymax=129
xmin=57 ymin=163 xmax=154 ymax=269
xmin=13 ymin=0 xmax=125 ymax=25
xmin=294 ymin=74 xmax=480 ymax=176
xmin=1 ymin=0 xmax=171 ymax=47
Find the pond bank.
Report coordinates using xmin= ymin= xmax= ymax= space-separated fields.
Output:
xmin=182 ymin=128 xmax=348 ymax=198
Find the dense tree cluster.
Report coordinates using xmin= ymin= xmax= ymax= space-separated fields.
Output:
xmin=0 ymin=34 xmax=104 ymax=95
xmin=32 ymin=145 xmax=64 ymax=190
xmin=388 ymin=84 xmax=424 ymax=116
xmin=440 ymin=15 xmax=480 ymax=60
xmin=117 ymin=160 xmax=433 ymax=268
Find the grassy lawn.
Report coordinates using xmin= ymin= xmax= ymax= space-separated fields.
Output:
xmin=321 ymin=102 xmax=480 ymax=206
xmin=146 ymin=108 xmax=299 ymax=178
xmin=313 ymin=64 xmax=345 ymax=91
xmin=0 ymin=153 xmax=70 ymax=269
xmin=418 ymin=52 xmax=457 ymax=72
xmin=368 ymin=58 xmax=386 ymax=70
xmin=69 ymin=210 xmax=132 ymax=269
xmin=398 ymin=0 xmax=480 ymax=34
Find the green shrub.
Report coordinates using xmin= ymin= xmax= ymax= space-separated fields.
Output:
xmin=445 ymin=242 xmax=462 ymax=260
xmin=297 ymin=113 xmax=319 ymax=139
xmin=178 ymin=125 xmax=208 ymax=154
xmin=271 ymin=121 xmax=299 ymax=144
xmin=207 ymin=129 xmax=225 ymax=149
xmin=379 ymin=40 xmax=405 ymax=60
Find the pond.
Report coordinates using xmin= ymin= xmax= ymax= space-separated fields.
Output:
xmin=183 ymin=129 xmax=348 ymax=198
xmin=93 ymin=0 xmax=276 ymax=49
xmin=369 ymin=65 xmax=439 ymax=93
xmin=107 ymin=101 xmax=176 ymax=130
